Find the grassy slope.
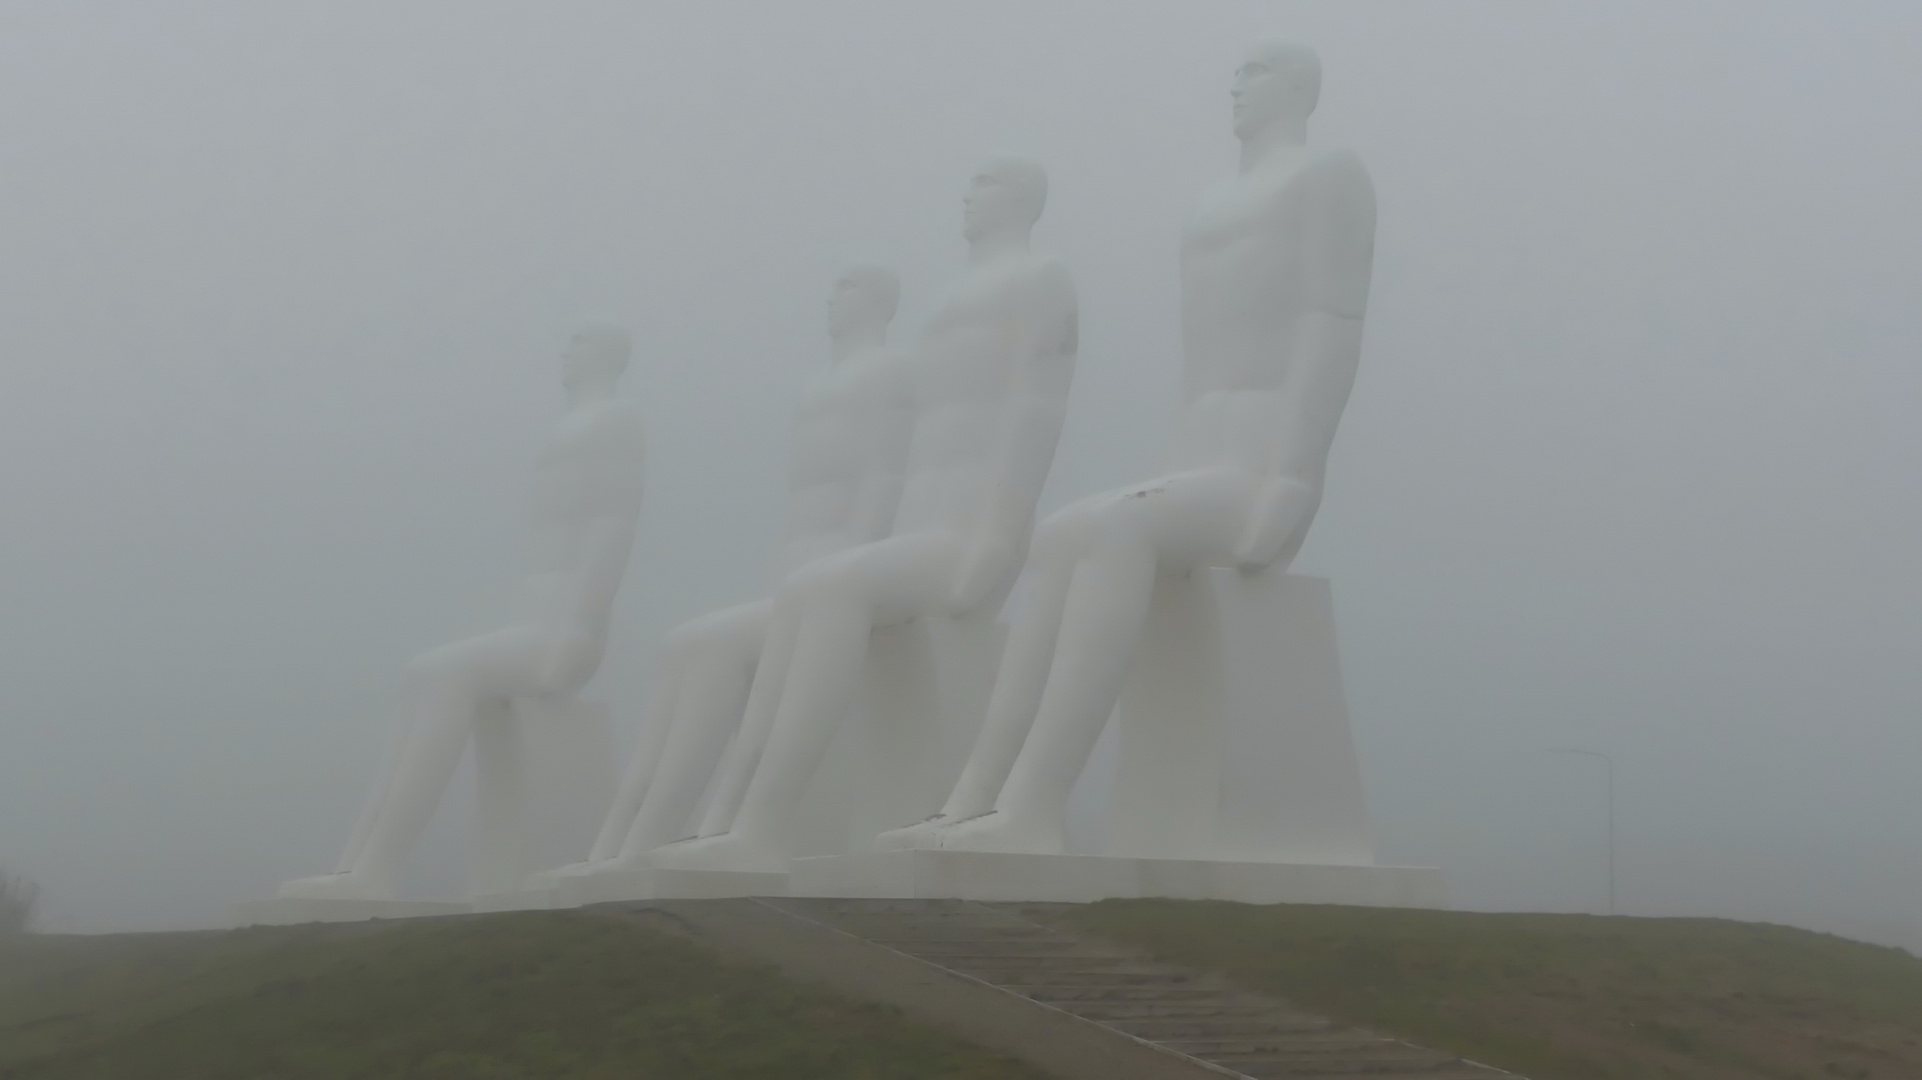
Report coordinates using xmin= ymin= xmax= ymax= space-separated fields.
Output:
xmin=1047 ymin=901 xmax=1922 ymax=1080
xmin=0 ymin=912 xmax=1047 ymax=1080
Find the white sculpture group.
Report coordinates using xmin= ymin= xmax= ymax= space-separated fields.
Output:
xmin=263 ymin=41 xmax=1446 ymax=916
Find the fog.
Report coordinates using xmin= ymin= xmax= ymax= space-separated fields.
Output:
xmin=0 ymin=1 xmax=1918 ymax=949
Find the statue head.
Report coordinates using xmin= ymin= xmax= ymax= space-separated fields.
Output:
xmin=562 ymin=323 xmax=632 ymax=397
xmin=1232 ymin=40 xmax=1320 ymax=142
xmin=962 ymin=155 xmax=1048 ymax=244
xmin=828 ymin=263 xmax=899 ymax=342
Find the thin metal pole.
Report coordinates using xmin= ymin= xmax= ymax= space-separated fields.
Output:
xmin=1549 ymin=747 xmax=1615 ymax=915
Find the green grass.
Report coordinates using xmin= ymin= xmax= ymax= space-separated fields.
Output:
xmin=1045 ymin=900 xmax=1922 ymax=1080
xmin=0 ymin=912 xmax=1047 ymax=1080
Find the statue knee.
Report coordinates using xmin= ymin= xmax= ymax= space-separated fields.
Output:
xmin=785 ymin=553 xmax=860 ymax=603
xmin=1034 ymin=502 xmax=1106 ymax=564
xmin=665 ymin=618 xmax=717 ymax=662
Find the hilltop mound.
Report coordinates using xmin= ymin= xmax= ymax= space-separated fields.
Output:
xmin=1047 ymin=900 xmax=1922 ymax=1080
xmin=0 ymin=909 xmax=1043 ymax=1080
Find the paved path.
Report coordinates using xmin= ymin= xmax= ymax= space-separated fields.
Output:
xmin=611 ymin=897 xmax=1518 ymax=1080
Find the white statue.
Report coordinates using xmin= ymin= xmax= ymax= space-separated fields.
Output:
xmin=649 ymin=156 xmax=1079 ymax=874
xmin=280 ymin=326 xmax=647 ymax=901
xmin=882 ymin=40 xmax=1375 ymax=856
xmin=544 ymin=267 xmax=913 ymax=880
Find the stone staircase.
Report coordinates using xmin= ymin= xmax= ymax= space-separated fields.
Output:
xmin=764 ymin=898 xmax=1513 ymax=1080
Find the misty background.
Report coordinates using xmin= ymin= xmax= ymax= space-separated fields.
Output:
xmin=1 ymin=1 xmax=1918 ymax=950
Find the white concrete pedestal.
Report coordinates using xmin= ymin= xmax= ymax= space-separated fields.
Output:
xmin=795 ymin=573 xmax=1446 ymax=907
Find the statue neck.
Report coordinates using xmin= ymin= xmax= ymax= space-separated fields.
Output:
xmin=968 ymin=227 xmax=1031 ymax=266
xmin=1240 ymin=117 xmax=1308 ymax=174
xmin=831 ymin=323 xmax=886 ymax=363
xmin=566 ymin=381 xmax=618 ymax=411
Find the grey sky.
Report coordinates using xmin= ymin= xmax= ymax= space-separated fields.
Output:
xmin=1 ymin=1 xmax=1919 ymax=948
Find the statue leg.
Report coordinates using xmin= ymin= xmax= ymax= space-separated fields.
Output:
xmin=940 ymin=529 xmax=1158 ymax=854
xmin=581 ymin=643 xmax=685 ymax=864
xmin=689 ymin=596 xmax=803 ymax=838
xmin=654 ymin=534 xmax=957 ymax=872
xmin=282 ymin=628 xmax=550 ymax=900
xmin=616 ymin=603 xmax=767 ymax=855
xmin=878 ymin=511 xmax=1093 ymax=849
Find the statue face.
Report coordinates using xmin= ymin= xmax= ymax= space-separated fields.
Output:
xmin=561 ymin=330 xmax=625 ymax=392
xmin=828 ymin=274 xmax=882 ymax=339
xmin=1231 ymin=52 xmax=1304 ymax=140
xmin=962 ymin=167 xmax=1023 ymax=243
xmin=561 ymin=334 xmax=598 ymax=393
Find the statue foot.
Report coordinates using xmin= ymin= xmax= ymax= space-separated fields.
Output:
xmin=646 ymin=831 xmax=787 ymax=874
xmin=277 ymin=871 xmax=393 ymax=902
xmin=933 ymin=811 xmax=1064 ymax=855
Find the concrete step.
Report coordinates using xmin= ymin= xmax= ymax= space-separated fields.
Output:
xmin=1112 ymin=1016 xmax=1334 ymax=1039
xmin=764 ymin=898 xmax=1513 ymax=1080
xmin=1164 ymin=1034 xmax=1406 ymax=1057
xmin=1217 ymin=1048 xmax=1461 ymax=1075
xmin=1015 ymin=983 xmax=1252 ymax=1004
xmin=971 ymin=969 xmax=1204 ymax=988
xmin=872 ymin=933 xmax=1114 ymax=949
xmin=1057 ymin=994 xmax=1288 ymax=1013
xmin=934 ymin=952 xmax=1163 ymax=969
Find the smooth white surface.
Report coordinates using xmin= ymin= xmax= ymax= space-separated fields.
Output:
xmin=886 ymin=40 xmax=1376 ymax=859
xmin=537 ymin=268 xmax=914 ymax=889
xmin=1108 ymin=571 xmax=1372 ymax=864
xmin=470 ymin=698 xmax=617 ymax=896
xmin=648 ymin=157 xmax=1079 ymax=874
xmin=482 ymin=615 xmax=1003 ymax=909
xmin=275 ymin=327 xmax=646 ymax=903
xmin=790 ymin=850 xmax=1444 ymax=908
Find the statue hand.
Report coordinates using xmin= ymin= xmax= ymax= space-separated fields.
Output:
xmin=538 ymin=629 xmax=604 ymax=695
xmin=949 ymin=536 xmax=1016 ymax=615
xmin=1233 ymin=476 xmax=1314 ymax=573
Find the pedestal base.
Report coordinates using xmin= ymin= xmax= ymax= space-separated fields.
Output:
xmin=650 ymin=867 xmax=789 ymax=899
xmin=472 ymin=865 xmax=790 ymax=908
xmin=789 ymin=850 xmax=1447 ymax=908
xmin=231 ymin=897 xmax=470 ymax=927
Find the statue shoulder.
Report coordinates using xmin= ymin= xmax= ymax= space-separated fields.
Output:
xmin=1298 ymin=147 xmax=1375 ymax=211
xmin=1017 ymin=254 xmax=1078 ymax=311
xmin=845 ymin=346 xmax=918 ymax=401
xmin=578 ymin=400 xmax=648 ymax=452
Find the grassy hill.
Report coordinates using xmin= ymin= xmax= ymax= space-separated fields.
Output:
xmin=1046 ymin=900 xmax=1922 ymax=1080
xmin=0 ymin=910 xmax=1046 ymax=1080
xmin=7 ymin=902 xmax=1920 ymax=1080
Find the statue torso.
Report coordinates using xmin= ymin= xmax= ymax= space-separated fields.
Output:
xmin=1166 ymin=146 xmax=1373 ymax=474
xmin=894 ymin=252 xmax=1076 ymax=533
xmin=520 ymin=401 xmax=647 ymax=627
xmin=775 ymin=347 xmax=912 ymax=576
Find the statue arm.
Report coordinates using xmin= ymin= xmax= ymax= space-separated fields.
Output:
xmin=951 ymin=265 xmax=1079 ymax=610
xmin=1234 ymin=156 xmax=1375 ymax=571
xmin=542 ymin=416 xmax=647 ymax=686
xmin=850 ymin=357 xmax=916 ymax=543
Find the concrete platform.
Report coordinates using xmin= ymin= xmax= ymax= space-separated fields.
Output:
xmin=470 ymin=865 xmax=790 ymax=909
xmin=789 ymin=849 xmax=1447 ymax=908
xmin=651 ymin=867 xmax=789 ymax=899
xmin=231 ymin=896 xmax=470 ymax=926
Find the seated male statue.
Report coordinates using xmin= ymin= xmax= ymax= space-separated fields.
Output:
xmin=650 ymin=156 xmax=1080 ymax=874
xmin=545 ymin=266 xmax=913 ymax=880
xmin=280 ymin=326 xmax=648 ymax=900
xmin=882 ymin=40 xmax=1376 ymax=855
